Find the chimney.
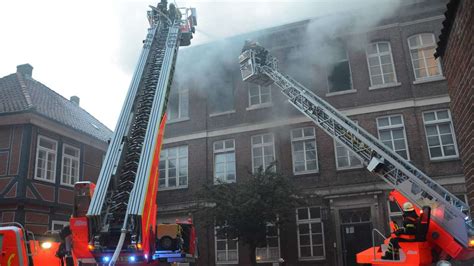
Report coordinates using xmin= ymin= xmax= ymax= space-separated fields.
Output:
xmin=16 ymin=64 xmax=33 ymax=78
xmin=70 ymin=96 xmax=80 ymax=106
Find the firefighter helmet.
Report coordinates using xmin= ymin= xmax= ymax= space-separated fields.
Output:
xmin=403 ymin=202 xmax=414 ymax=212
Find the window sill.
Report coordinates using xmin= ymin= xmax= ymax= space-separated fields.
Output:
xmin=293 ymin=170 xmax=319 ymax=176
xmin=429 ymin=156 xmax=459 ymax=162
xmin=368 ymin=82 xmax=401 ymax=90
xmin=60 ymin=183 xmax=75 ymax=188
xmin=159 ymin=185 xmax=188 ymax=191
xmin=34 ymin=177 xmax=56 ymax=184
xmin=336 ymin=165 xmax=364 ymax=171
xmin=216 ymin=262 xmax=238 ymax=265
xmin=246 ymin=103 xmax=273 ymax=111
xmin=413 ymin=76 xmax=446 ymax=85
xmin=325 ymin=89 xmax=357 ymax=97
xmin=209 ymin=110 xmax=236 ymax=117
xmin=214 ymin=179 xmax=236 ymax=185
xmin=166 ymin=117 xmax=190 ymax=124
xmin=298 ymin=256 xmax=326 ymax=261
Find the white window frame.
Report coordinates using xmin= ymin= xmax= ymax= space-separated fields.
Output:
xmin=334 ymin=120 xmax=363 ymax=170
xmin=291 ymin=127 xmax=318 ymax=175
xmin=167 ymin=87 xmax=189 ymax=122
xmin=51 ymin=220 xmax=69 ymax=233
xmin=35 ymin=135 xmax=57 ymax=183
xmin=251 ymin=133 xmax=276 ymax=173
xmin=407 ymin=33 xmax=443 ymax=80
xmin=159 ymin=146 xmax=188 ymax=190
xmin=213 ymin=139 xmax=236 ymax=184
xmin=60 ymin=144 xmax=80 ymax=187
xmin=366 ymin=42 xmax=398 ymax=87
xmin=248 ymin=85 xmax=272 ymax=108
xmin=296 ymin=206 xmax=326 ymax=260
xmin=215 ymin=225 xmax=239 ymax=265
xmin=256 ymin=224 xmax=281 ymax=263
xmin=422 ymin=109 xmax=459 ymax=160
xmin=376 ymin=115 xmax=410 ymax=160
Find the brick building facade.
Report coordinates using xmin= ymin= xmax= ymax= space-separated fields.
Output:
xmin=0 ymin=64 xmax=111 ymax=235
xmin=157 ymin=0 xmax=467 ymax=265
xmin=436 ymin=0 xmax=474 ymax=216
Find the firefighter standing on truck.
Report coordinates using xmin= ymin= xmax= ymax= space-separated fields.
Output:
xmin=382 ymin=202 xmax=419 ymax=260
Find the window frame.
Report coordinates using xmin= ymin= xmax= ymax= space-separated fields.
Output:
xmin=334 ymin=120 xmax=363 ymax=170
xmin=376 ymin=114 xmax=410 ymax=160
xmin=158 ymin=145 xmax=189 ymax=190
xmin=251 ymin=133 xmax=276 ymax=173
xmin=51 ymin=220 xmax=69 ymax=233
xmin=366 ymin=41 xmax=398 ymax=87
xmin=296 ymin=206 xmax=326 ymax=261
xmin=248 ymin=85 xmax=272 ymax=108
xmin=326 ymin=46 xmax=353 ymax=94
xmin=291 ymin=127 xmax=318 ymax=175
xmin=213 ymin=139 xmax=237 ymax=184
xmin=34 ymin=135 xmax=58 ymax=183
xmin=60 ymin=144 xmax=81 ymax=187
xmin=422 ymin=109 xmax=459 ymax=160
xmin=167 ymin=87 xmax=189 ymax=122
xmin=215 ymin=225 xmax=239 ymax=265
xmin=407 ymin=33 xmax=443 ymax=80
xmin=256 ymin=223 xmax=281 ymax=263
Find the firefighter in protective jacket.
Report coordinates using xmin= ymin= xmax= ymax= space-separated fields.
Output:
xmin=382 ymin=202 xmax=419 ymax=260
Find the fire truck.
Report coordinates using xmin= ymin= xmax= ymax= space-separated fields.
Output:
xmin=0 ymin=1 xmax=197 ymax=265
xmin=238 ymin=41 xmax=474 ymax=265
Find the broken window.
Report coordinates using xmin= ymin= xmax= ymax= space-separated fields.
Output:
xmin=327 ymin=44 xmax=352 ymax=93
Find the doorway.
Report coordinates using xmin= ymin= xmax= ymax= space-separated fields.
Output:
xmin=340 ymin=207 xmax=372 ymax=266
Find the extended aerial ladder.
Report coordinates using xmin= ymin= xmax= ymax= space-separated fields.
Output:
xmin=67 ymin=1 xmax=197 ymax=265
xmin=238 ymin=41 xmax=474 ymax=264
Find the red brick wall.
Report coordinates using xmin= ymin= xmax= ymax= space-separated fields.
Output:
xmin=441 ymin=0 xmax=474 ymax=215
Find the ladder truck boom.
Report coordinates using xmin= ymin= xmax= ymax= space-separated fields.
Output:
xmin=238 ymin=41 xmax=474 ymax=261
xmin=68 ymin=1 xmax=197 ymax=265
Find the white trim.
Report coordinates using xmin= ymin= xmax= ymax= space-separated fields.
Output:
xmin=412 ymin=76 xmax=446 ymax=84
xmin=159 ymin=145 xmax=189 ymax=190
xmin=366 ymin=42 xmax=398 ymax=87
xmin=296 ymin=206 xmax=326 ymax=260
xmin=209 ymin=110 xmax=236 ymax=117
xmin=368 ymin=82 xmax=401 ymax=91
xmin=334 ymin=140 xmax=363 ymax=171
xmin=422 ymin=109 xmax=459 ymax=160
xmin=251 ymin=133 xmax=276 ymax=173
xmin=246 ymin=102 xmax=273 ymax=111
xmin=407 ymin=33 xmax=443 ymax=80
xmin=256 ymin=224 xmax=281 ymax=263
xmin=291 ymin=127 xmax=318 ymax=175
xmin=166 ymin=117 xmax=190 ymax=124
xmin=162 ymin=96 xmax=451 ymax=144
xmin=215 ymin=225 xmax=239 ymax=265
xmin=376 ymin=114 xmax=410 ymax=160
xmin=213 ymin=139 xmax=236 ymax=184
xmin=248 ymin=85 xmax=272 ymax=107
xmin=34 ymin=135 xmax=58 ymax=184
xmin=60 ymin=144 xmax=80 ymax=187
xmin=325 ymin=89 xmax=357 ymax=97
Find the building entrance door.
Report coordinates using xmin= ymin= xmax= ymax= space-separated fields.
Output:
xmin=340 ymin=207 xmax=372 ymax=266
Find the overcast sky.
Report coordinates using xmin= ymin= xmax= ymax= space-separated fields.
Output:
xmin=0 ymin=0 xmax=399 ymax=130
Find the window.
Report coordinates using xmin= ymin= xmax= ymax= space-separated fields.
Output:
xmin=249 ymin=85 xmax=271 ymax=107
xmin=377 ymin=115 xmax=410 ymax=160
xmin=167 ymin=87 xmax=189 ymax=121
xmin=297 ymin=207 xmax=325 ymax=260
xmin=334 ymin=121 xmax=362 ymax=170
xmin=291 ymin=127 xmax=318 ymax=174
xmin=214 ymin=139 xmax=236 ymax=184
xmin=366 ymin=42 xmax=397 ymax=86
xmin=251 ymin=134 xmax=275 ymax=173
xmin=423 ymin=110 xmax=458 ymax=159
xmin=35 ymin=136 xmax=57 ymax=183
xmin=51 ymin=220 xmax=69 ymax=233
xmin=61 ymin=144 xmax=80 ymax=186
xmin=408 ymin=33 xmax=442 ymax=80
xmin=210 ymin=78 xmax=234 ymax=114
xmin=327 ymin=43 xmax=352 ymax=93
xmin=387 ymin=200 xmax=403 ymax=227
xmin=215 ymin=225 xmax=238 ymax=264
xmin=159 ymin=146 xmax=188 ymax=189
xmin=256 ymin=224 xmax=280 ymax=263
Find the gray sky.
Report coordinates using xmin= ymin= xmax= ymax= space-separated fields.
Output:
xmin=0 ymin=0 xmax=399 ymax=129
